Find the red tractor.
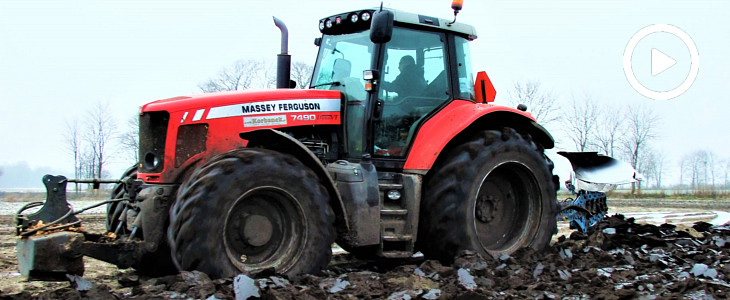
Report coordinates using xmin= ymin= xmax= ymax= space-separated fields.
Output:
xmin=17 ymin=3 xmax=630 ymax=280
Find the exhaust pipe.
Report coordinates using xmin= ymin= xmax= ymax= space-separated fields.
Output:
xmin=273 ymin=16 xmax=292 ymax=89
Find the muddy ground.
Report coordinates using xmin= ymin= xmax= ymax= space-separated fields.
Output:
xmin=1 ymin=200 xmax=730 ymax=299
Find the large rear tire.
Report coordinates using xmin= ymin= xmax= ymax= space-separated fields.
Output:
xmin=168 ymin=148 xmax=335 ymax=279
xmin=418 ymin=128 xmax=558 ymax=262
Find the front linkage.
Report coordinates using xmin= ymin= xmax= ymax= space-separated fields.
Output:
xmin=15 ymin=174 xmax=152 ymax=280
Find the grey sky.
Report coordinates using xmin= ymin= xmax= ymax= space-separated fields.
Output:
xmin=1 ymin=0 xmax=728 ymax=187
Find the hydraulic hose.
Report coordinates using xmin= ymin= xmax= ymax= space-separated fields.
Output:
xmin=18 ymin=199 xmax=123 ymax=237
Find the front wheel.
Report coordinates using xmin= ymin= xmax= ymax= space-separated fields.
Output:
xmin=106 ymin=164 xmax=137 ymax=234
xmin=418 ymin=128 xmax=558 ymax=262
xmin=168 ymin=148 xmax=335 ymax=279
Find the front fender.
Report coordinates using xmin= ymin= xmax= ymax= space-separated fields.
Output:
xmin=239 ymin=129 xmax=349 ymax=231
xmin=403 ymin=100 xmax=554 ymax=172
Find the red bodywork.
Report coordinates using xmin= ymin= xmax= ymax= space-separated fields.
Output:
xmin=403 ymin=99 xmax=536 ymax=172
xmin=138 ymin=89 xmax=342 ymax=183
xmin=137 ymin=86 xmax=537 ymax=183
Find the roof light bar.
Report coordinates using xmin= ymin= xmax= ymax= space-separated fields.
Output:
xmin=318 ymin=10 xmax=375 ymax=35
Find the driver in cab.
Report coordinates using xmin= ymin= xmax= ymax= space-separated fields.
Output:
xmin=382 ymin=55 xmax=426 ymax=100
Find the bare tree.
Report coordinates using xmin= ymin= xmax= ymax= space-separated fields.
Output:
xmin=680 ymin=154 xmax=692 ymax=188
xmin=64 ymin=118 xmax=82 ymax=193
xmin=682 ymin=150 xmax=713 ymax=192
xmin=256 ymin=60 xmax=277 ymax=89
xmin=118 ymin=115 xmax=140 ymax=165
xmin=723 ymin=158 xmax=730 ymax=189
xmin=639 ymin=150 xmax=656 ymax=188
xmin=680 ymin=153 xmax=704 ymax=189
xmin=638 ymin=148 xmax=664 ymax=189
xmin=507 ymin=81 xmax=561 ymax=127
xmin=199 ymin=59 xmax=263 ymax=92
xmin=707 ymin=151 xmax=719 ymax=191
xmin=621 ymin=104 xmax=660 ymax=194
xmin=594 ymin=105 xmax=625 ymax=157
xmin=85 ymin=102 xmax=116 ymax=179
xmin=291 ymin=62 xmax=314 ymax=89
xmin=79 ymin=151 xmax=96 ymax=179
xmin=562 ymin=94 xmax=599 ymax=151
xmin=653 ymin=151 xmax=665 ymax=188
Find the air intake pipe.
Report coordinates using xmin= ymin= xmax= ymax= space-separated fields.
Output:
xmin=273 ymin=17 xmax=292 ymax=89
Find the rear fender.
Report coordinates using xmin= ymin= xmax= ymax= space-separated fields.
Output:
xmin=239 ymin=129 xmax=349 ymax=231
xmin=404 ymin=100 xmax=554 ymax=173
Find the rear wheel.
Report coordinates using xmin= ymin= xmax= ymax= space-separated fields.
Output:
xmin=418 ymin=128 xmax=558 ymax=262
xmin=168 ymin=148 xmax=335 ymax=279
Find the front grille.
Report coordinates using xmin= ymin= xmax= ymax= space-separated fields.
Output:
xmin=175 ymin=124 xmax=208 ymax=167
xmin=139 ymin=111 xmax=170 ymax=173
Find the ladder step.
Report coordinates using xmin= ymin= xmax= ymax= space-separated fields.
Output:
xmin=380 ymin=251 xmax=413 ymax=258
xmin=383 ymin=235 xmax=413 ymax=242
xmin=381 ymin=209 xmax=408 ymax=216
xmin=379 ymin=183 xmax=403 ymax=190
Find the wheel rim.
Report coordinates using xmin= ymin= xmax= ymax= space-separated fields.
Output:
xmin=223 ymin=186 xmax=307 ymax=273
xmin=473 ymin=161 xmax=541 ymax=254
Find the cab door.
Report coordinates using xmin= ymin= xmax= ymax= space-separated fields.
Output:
xmin=372 ymin=27 xmax=450 ymax=158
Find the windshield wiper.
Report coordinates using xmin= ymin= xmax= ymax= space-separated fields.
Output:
xmin=311 ymin=81 xmax=341 ymax=88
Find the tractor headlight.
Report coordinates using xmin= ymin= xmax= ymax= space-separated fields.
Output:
xmin=319 ymin=21 xmax=325 ymax=31
xmin=350 ymin=13 xmax=358 ymax=23
xmin=387 ymin=190 xmax=401 ymax=200
xmin=325 ymin=19 xmax=333 ymax=28
xmin=361 ymin=12 xmax=371 ymax=21
xmin=143 ymin=152 xmax=161 ymax=171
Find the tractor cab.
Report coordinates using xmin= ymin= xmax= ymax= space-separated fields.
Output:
xmin=311 ymin=8 xmax=478 ymax=164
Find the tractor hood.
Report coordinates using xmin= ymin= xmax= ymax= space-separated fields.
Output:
xmin=141 ymin=89 xmax=342 ymax=115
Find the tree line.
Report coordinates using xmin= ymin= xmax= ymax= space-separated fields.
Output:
xmin=198 ymin=59 xmax=314 ymax=92
xmin=507 ymin=81 xmax=729 ymax=194
xmin=61 ymin=60 xmax=728 ymax=195
xmin=64 ymin=102 xmax=128 ymax=192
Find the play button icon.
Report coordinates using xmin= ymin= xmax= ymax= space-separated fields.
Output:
xmin=651 ymin=48 xmax=676 ymax=76
xmin=623 ymin=24 xmax=699 ymax=101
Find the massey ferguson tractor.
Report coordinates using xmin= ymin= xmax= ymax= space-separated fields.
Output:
xmin=16 ymin=2 xmax=638 ymax=280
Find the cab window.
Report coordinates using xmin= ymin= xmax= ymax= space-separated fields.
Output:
xmin=312 ymin=31 xmax=373 ymax=157
xmin=374 ymin=28 xmax=449 ymax=157
xmin=455 ymin=36 xmax=475 ymax=100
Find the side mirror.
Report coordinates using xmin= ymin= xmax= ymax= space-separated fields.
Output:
xmin=474 ymin=71 xmax=496 ymax=103
xmin=370 ymin=10 xmax=394 ymax=43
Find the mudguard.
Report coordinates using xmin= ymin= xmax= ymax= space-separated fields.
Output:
xmin=404 ymin=100 xmax=554 ymax=172
xmin=240 ymin=129 xmax=349 ymax=231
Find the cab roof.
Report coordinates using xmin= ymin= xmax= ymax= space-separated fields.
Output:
xmin=319 ymin=7 xmax=478 ymax=40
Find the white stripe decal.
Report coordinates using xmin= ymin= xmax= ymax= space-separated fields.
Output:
xmin=180 ymin=111 xmax=189 ymax=123
xmin=206 ymin=98 xmax=340 ymax=120
xmin=192 ymin=109 xmax=205 ymax=121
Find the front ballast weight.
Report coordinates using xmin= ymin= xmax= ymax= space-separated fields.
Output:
xmin=555 ymin=152 xmax=642 ymax=233
xmin=15 ymin=174 xmax=124 ymax=279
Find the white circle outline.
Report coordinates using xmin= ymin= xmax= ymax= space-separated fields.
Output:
xmin=622 ymin=24 xmax=700 ymax=101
